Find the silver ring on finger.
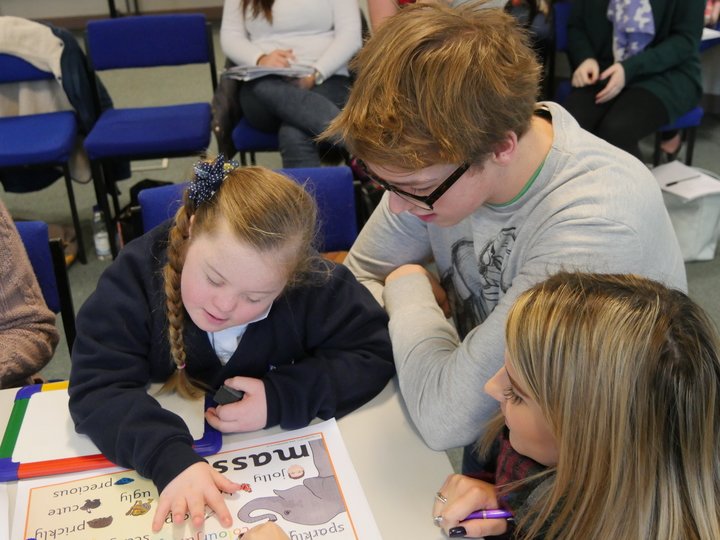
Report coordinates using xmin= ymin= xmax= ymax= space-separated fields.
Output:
xmin=435 ymin=491 xmax=448 ymax=504
xmin=433 ymin=515 xmax=444 ymax=526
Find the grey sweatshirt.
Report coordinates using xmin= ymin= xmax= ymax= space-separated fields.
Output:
xmin=344 ymin=102 xmax=686 ymax=450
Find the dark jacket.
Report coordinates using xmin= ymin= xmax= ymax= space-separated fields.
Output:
xmin=568 ymin=0 xmax=704 ymax=123
xmin=69 ymin=222 xmax=394 ymax=492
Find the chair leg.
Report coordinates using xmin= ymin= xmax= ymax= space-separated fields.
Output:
xmin=250 ymin=152 xmax=257 ymax=166
xmin=239 ymin=152 xmax=248 ymax=167
xmin=653 ymin=131 xmax=662 ymax=167
xmin=685 ymin=127 xmax=696 ymax=166
xmin=91 ymin=161 xmax=118 ymax=257
xmin=544 ymin=43 xmax=556 ymax=103
xmin=102 ymin=163 xmax=122 ymax=218
xmin=62 ymin=165 xmax=87 ymax=265
xmin=50 ymin=237 xmax=76 ymax=353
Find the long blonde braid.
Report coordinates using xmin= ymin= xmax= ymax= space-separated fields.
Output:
xmin=159 ymin=194 xmax=206 ymax=399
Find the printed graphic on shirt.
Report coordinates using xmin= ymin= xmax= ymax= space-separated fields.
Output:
xmin=441 ymin=228 xmax=516 ymax=338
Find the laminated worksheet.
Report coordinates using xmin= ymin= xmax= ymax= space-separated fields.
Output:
xmin=11 ymin=419 xmax=380 ymax=540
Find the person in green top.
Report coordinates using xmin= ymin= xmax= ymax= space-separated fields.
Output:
xmin=563 ymin=0 xmax=704 ymax=161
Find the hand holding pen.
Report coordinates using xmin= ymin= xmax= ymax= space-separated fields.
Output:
xmin=433 ymin=474 xmax=511 ymax=538
xmin=463 ymin=508 xmax=513 ymax=521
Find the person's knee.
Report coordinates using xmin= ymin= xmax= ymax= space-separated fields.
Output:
xmin=240 ymin=86 xmax=279 ymax=131
xmin=248 ymin=77 xmax=285 ymax=94
xmin=563 ymin=89 xmax=600 ymax=130
xmin=278 ymin=124 xmax=307 ymax=145
xmin=596 ymin=115 xmax=640 ymax=149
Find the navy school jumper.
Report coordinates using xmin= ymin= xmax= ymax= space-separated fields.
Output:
xmin=69 ymin=222 xmax=395 ymax=492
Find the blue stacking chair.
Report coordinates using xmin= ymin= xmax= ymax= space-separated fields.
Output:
xmin=138 ymin=166 xmax=358 ymax=253
xmin=138 ymin=182 xmax=187 ymax=233
xmin=231 ymin=118 xmax=280 ymax=167
xmin=84 ymin=13 xmax=218 ymax=256
xmin=0 ymin=54 xmax=87 ymax=264
xmin=15 ymin=220 xmax=76 ymax=353
xmin=550 ymin=1 xmax=572 ymax=103
xmin=279 ymin=166 xmax=358 ymax=253
xmin=653 ymin=106 xmax=704 ymax=166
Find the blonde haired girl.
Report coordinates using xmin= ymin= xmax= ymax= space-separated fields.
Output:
xmin=434 ymin=272 xmax=720 ymax=539
xmin=70 ymin=157 xmax=394 ymax=533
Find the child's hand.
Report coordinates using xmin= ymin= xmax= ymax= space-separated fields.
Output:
xmin=432 ymin=474 xmax=508 ymax=538
xmin=242 ymin=522 xmax=291 ymax=539
xmin=152 ymin=461 xmax=242 ymax=533
xmin=206 ymin=377 xmax=267 ymax=433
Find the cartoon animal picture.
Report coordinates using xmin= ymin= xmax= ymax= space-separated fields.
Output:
xmin=114 ymin=477 xmax=134 ymax=485
xmin=80 ymin=498 xmax=101 ymax=512
xmin=87 ymin=516 xmax=113 ymax=528
xmin=125 ymin=498 xmax=154 ymax=516
xmin=237 ymin=439 xmax=345 ymax=526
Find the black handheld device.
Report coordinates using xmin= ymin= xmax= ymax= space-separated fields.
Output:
xmin=213 ymin=385 xmax=245 ymax=405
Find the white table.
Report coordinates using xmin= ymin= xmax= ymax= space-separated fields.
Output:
xmin=1 ymin=378 xmax=451 ymax=539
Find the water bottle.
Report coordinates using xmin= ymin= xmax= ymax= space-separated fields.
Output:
xmin=92 ymin=205 xmax=112 ymax=261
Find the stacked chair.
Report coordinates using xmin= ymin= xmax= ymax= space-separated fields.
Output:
xmin=83 ymin=13 xmax=218 ymax=256
xmin=0 ymin=54 xmax=87 ymax=264
xmin=138 ymin=166 xmax=359 ymax=257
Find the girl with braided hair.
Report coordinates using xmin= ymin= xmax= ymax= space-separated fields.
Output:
xmin=69 ymin=157 xmax=394 ymax=533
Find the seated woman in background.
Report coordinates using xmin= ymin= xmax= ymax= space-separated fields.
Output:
xmin=0 ymin=198 xmax=59 ymax=388
xmin=220 ymin=0 xmax=362 ymax=168
xmin=432 ymin=272 xmax=720 ymax=539
xmin=563 ymin=0 xmax=704 ymax=161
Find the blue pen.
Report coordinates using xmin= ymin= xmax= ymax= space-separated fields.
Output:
xmin=463 ymin=509 xmax=514 ymax=521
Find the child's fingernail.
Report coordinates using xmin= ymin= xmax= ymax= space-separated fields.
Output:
xmin=449 ymin=526 xmax=467 ymax=537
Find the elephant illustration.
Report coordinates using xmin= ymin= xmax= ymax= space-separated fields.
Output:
xmin=237 ymin=439 xmax=345 ymax=526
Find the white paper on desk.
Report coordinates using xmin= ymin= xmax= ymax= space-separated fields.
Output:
xmin=13 ymin=385 xmax=205 ymax=463
xmin=11 ymin=419 xmax=381 ymax=540
xmin=223 ymin=63 xmax=315 ymax=81
xmin=652 ymin=161 xmax=720 ymax=201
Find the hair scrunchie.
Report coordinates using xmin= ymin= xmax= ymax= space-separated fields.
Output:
xmin=187 ymin=155 xmax=239 ymax=207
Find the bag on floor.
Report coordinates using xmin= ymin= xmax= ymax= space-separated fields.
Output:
xmin=661 ymin=168 xmax=720 ymax=262
xmin=117 ymin=178 xmax=173 ymax=247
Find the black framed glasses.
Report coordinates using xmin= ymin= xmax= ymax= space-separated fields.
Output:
xmin=356 ymin=159 xmax=470 ymax=211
